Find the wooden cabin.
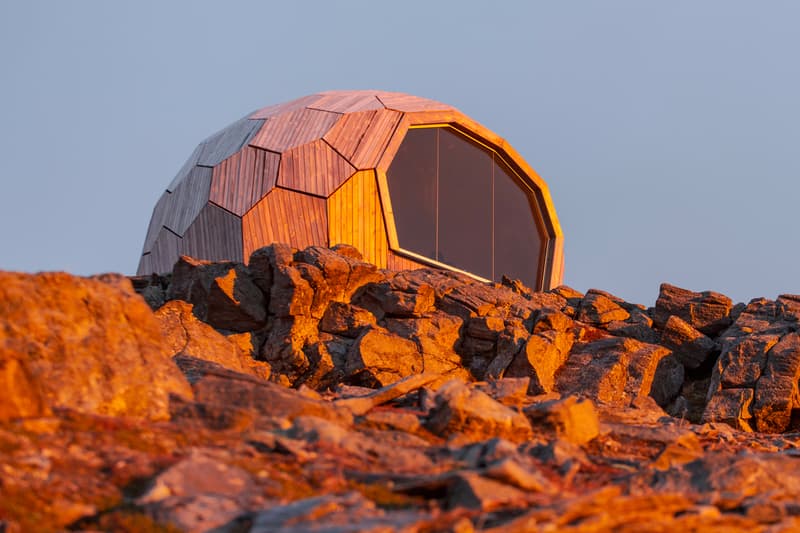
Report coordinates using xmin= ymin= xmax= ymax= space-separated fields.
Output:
xmin=138 ymin=90 xmax=563 ymax=290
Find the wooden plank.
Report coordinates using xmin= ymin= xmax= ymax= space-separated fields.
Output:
xmin=327 ymin=170 xmax=388 ymax=268
xmin=278 ymin=139 xmax=356 ymax=197
xmin=167 ymin=143 xmax=203 ymax=192
xmin=375 ymin=92 xmax=453 ymax=113
xmin=323 ymin=110 xmax=378 ymax=162
xmin=136 ymin=253 xmax=154 ymax=276
xmin=210 ymin=146 xmax=280 ymax=216
xmin=197 ymin=116 xmax=265 ymax=167
xmin=249 ymin=94 xmax=323 ymax=120
xmin=309 ymin=92 xmax=384 ymax=113
xmin=387 ymin=251 xmax=426 ymax=272
xmin=242 ymin=188 xmax=328 ymax=258
xmin=349 ymin=109 xmax=404 ymax=170
xmin=180 ymin=203 xmax=243 ymax=263
xmin=375 ymin=114 xmax=411 ymax=173
xmin=144 ymin=227 xmax=182 ymax=275
xmin=249 ymin=108 xmax=341 ymax=153
xmin=163 ymin=166 xmax=213 ymax=237
xmin=142 ymin=190 xmax=173 ymax=253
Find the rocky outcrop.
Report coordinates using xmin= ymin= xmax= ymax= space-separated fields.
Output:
xmin=0 ymin=272 xmax=192 ymax=421
xmin=4 ymin=245 xmax=800 ymax=531
xmin=131 ymin=245 xmax=800 ymax=437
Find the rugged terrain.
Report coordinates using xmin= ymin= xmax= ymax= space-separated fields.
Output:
xmin=1 ymin=243 xmax=799 ymax=532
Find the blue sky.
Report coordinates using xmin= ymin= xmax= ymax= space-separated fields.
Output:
xmin=1 ymin=1 xmax=798 ymax=305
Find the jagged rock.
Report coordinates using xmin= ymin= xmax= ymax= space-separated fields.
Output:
xmin=753 ymin=331 xmax=800 ymax=433
xmin=260 ymin=316 xmax=318 ymax=382
xmin=297 ymin=245 xmax=385 ymax=302
xmin=555 ymin=337 xmax=680 ymax=407
xmin=155 ymin=300 xmax=270 ymax=378
xmin=713 ymin=334 xmax=779 ymax=393
xmin=485 ymin=320 xmax=530 ymax=380
xmin=702 ymin=387 xmax=754 ymax=431
xmin=168 ymin=256 xmax=266 ymax=332
xmin=319 ymin=302 xmax=377 ymax=338
xmin=352 ymin=277 xmax=435 ymax=319
xmin=230 ymin=492 xmax=424 ymax=533
xmin=505 ymin=329 xmax=574 ymax=394
xmin=425 ymin=380 xmax=533 ymax=442
xmin=476 ymin=377 xmax=531 ymax=407
xmin=190 ymin=369 xmax=352 ymax=427
xmin=661 ymin=315 xmax=717 ymax=369
xmin=576 ymin=289 xmax=630 ymax=326
xmin=384 ymin=312 xmax=465 ymax=377
xmin=345 ymin=326 xmax=423 ymax=387
xmin=0 ymin=272 xmax=192 ymax=421
xmin=524 ymin=396 xmax=600 ymax=445
xmin=137 ymin=450 xmax=253 ymax=508
xmin=482 ymin=457 xmax=553 ymax=492
xmin=654 ymin=283 xmax=732 ymax=335
xmin=446 ymin=472 xmax=529 ymax=510
xmin=650 ymin=354 xmax=685 ymax=407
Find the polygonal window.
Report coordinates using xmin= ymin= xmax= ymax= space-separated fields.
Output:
xmin=386 ymin=126 xmax=545 ymax=288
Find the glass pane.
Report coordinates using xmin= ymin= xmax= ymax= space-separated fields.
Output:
xmin=437 ymin=128 xmax=493 ymax=279
xmin=386 ymin=128 xmax=437 ymax=259
xmin=494 ymin=158 xmax=543 ymax=288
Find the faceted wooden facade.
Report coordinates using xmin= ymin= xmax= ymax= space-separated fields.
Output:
xmin=138 ymin=90 xmax=564 ymax=290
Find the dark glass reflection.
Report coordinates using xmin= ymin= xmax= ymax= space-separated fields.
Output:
xmin=385 ymin=128 xmax=437 ymax=259
xmin=386 ymin=126 xmax=544 ymax=287
xmin=494 ymin=159 xmax=542 ymax=288
xmin=438 ymin=128 xmax=493 ymax=279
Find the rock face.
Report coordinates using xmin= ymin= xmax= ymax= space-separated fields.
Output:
xmin=3 ymin=246 xmax=800 ymax=532
xmin=0 ymin=272 xmax=192 ymax=421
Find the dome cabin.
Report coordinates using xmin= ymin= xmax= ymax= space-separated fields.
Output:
xmin=137 ymin=90 xmax=563 ymax=290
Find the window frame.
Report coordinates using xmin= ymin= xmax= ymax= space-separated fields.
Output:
xmin=379 ymin=124 xmax=550 ymax=288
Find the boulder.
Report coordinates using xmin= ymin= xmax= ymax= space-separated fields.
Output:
xmin=168 ymin=256 xmax=266 ymax=332
xmin=425 ymin=380 xmax=533 ymax=442
xmin=753 ymin=332 xmax=800 ymax=433
xmin=701 ymin=387 xmax=754 ymax=432
xmin=319 ymin=302 xmax=377 ymax=338
xmin=0 ymin=272 xmax=192 ymax=421
xmin=660 ymin=315 xmax=718 ymax=369
xmin=524 ymin=396 xmax=600 ymax=445
xmin=555 ymin=337 xmax=679 ymax=406
xmin=155 ymin=300 xmax=248 ymax=375
xmin=576 ymin=290 xmax=630 ymax=326
xmin=653 ymin=283 xmax=732 ymax=335
xmin=345 ymin=326 xmax=423 ymax=387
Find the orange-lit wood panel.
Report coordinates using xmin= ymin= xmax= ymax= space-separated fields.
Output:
xmin=349 ymin=109 xmax=404 ymax=170
xmin=278 ymin=140 xmax=356 ymax=198
xmin=309 ymin=93 xmax=384 ymax=113
xmin=375 ymin=92 xmax=452 ymax=113
xmin=249 ymin=94 xmax=322 ymax=120
xmin=323 ymin=110 xmax=378 ymax=161
xmin=242 ymin=188 xmax=328 ymax=258
xmin=327 ymin=170 xmax=388 ymax=269
xmin=249 ymin=108 xmax=340 ymax=152
xmin=210 ymin=146 xmax=280 ymax=216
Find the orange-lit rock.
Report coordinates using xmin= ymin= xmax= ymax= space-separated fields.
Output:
xmin=0 ymin=272 xmax=191 ymax=421
xmin=5 ymin=250 xmax=800 ymax=531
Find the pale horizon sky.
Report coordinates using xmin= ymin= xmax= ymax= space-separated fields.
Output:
xmin=1 ymin=1 xmax=799 ymax=306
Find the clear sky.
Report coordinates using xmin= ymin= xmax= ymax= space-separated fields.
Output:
xmin=1 ymin=1 xmax=798 ymax=306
